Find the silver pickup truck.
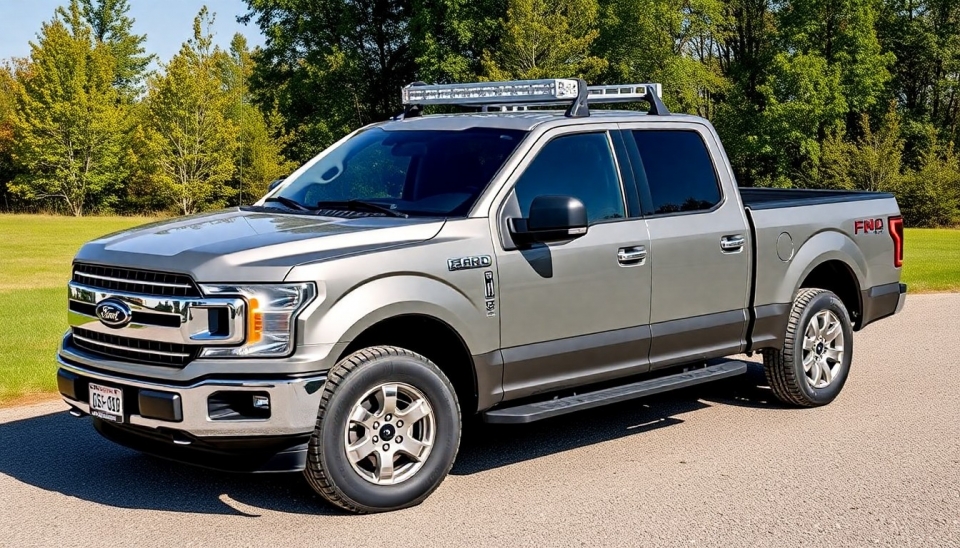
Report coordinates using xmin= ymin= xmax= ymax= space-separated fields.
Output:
xmin=57 ymin=79 xmax=906 ymax=513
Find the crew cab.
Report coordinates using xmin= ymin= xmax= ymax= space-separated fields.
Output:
xmin=57 ymin=79 xmax=906 ymax=513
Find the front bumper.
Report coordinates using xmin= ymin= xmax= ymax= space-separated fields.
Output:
xmin=58 ymin=356 xmax=326 ymax=437
xmin=57 ymin=354 xmax=326 ymax=471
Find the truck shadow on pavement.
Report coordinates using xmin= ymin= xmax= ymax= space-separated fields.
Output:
xmin=0 ymin=364 xmax=778 ymax=516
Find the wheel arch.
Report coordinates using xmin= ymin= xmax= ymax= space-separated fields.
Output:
xmin=339 ymin=314 xmax=480 ymax=415
xmin=782 ymin=230 xmax=867 ymax=328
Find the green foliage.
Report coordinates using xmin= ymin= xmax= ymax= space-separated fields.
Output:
xmin=80 ymin=0 xmax=153 ymax=96
xmin=480 ymin=0 xmax=607 ymax=81
xmin=223 ymin=34 xmax=296 ymax=203
xmin=8 ymin=0 xmax=129 ymax=216
xmin=898 ymin=135 xmax=960 ymax=227
xmin=242 ymin=0 xmax=418 ymax=162
xmin=596 ymin=0 xmax=729 ymax=116
xmin=410 ymin=0 xmax=507 ymax=83
xmin=139 ymin=8 xmax=239 ymax=214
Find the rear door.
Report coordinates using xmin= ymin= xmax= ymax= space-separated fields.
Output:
xmin=617 ymin=122 xmax=751 ymax=369
xmin=493 ymin=125 xmax=653 ymax=400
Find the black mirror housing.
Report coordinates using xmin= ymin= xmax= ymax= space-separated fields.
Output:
xmin=509 ymin=195 xmax=588 ymax=245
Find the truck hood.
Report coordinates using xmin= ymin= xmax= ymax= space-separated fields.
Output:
xmin=74 ymin=209 xmax=445 ymax=282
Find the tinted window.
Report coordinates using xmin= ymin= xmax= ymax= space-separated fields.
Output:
xmin=514 ymin=132 xmax=625 ymax=224
xmin=631 ymin=130 xmax=721 ymax=214
xmin=278 ymin=127 xmax=525 ymax=217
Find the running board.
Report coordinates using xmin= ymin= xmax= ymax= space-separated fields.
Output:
xmin=483 ymin=360 xmax=749 ymax=424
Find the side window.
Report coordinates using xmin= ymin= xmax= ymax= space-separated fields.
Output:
xmin=631 ymin=130 xmax=721 ymax=215
xmin=514 ymin=132 xmax=625 ymax=225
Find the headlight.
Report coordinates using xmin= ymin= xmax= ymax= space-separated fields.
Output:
xmin=197 ymin=283 xmax=316 ymax=358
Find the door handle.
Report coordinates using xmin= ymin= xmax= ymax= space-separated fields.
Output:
xmin=720 ymin=235 xmax=745 ymax=252
xmin=618 ymin=246 xmax=647 ymax=265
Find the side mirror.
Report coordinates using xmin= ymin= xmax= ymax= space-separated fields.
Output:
xmin=267 ymin=177 xmax=286 ymax=192
xmin=509 ymin=195 xmax=588 ymax=245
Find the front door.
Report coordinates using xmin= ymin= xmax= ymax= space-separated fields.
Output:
xmin=494 ymin=127 xmax=653 ymax=400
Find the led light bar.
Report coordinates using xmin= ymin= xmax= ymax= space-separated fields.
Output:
xmin=587 ymin=83 xmax=662 ymax=101
xmin=402 ymin=79 xmax=581 ymax=106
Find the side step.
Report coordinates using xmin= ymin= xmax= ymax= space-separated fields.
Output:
xmin=483 ymin=359 xmax=748 ymax=424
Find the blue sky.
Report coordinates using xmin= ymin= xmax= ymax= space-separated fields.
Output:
xmin=0 ymin=0 xmax=265 ymax=65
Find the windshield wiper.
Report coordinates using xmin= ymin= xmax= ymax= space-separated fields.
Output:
xmin=264 ymin=196 xmax=314 ymax=211
xmin=315 ymin=200 xmax=408 ymax=218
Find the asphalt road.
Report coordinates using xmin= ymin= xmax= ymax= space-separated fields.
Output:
xmin=1 ymin=294 xmax=958 ymax=547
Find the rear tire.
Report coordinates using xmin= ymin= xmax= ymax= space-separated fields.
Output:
xmin=761 ymin=288 xmax=854 ymax=407
xmin=304 ymin=346 xmax=461 ymax=513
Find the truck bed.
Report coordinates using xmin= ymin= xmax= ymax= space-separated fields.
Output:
xmin=740 ymin=187 xmax=895 ymax=210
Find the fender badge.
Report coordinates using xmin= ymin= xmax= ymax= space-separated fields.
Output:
xmin=447 ymin=255 xmax=492 ymax=271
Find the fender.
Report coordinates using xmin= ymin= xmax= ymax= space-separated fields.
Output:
xmin=781 ymin=229 xmax=866 ymax=304
xmin=302 ymin=274 xmax=491 ymax=356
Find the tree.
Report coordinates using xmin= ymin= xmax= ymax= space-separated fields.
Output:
xmin=410 ymin=0 xmax=507 ymax=83
xmin=8 ymin=0 xmax=128 ymax=216
xmin=753 ymin=52 xmax=848 ymax=187
xmin=0 ymin=63 xmax=20 ymax=210
xmin=816 ymin=103 xmax=904 ymax=191
xmin=595 ymin=0 xmax=729 ymax=116
xmin=778 ymin=0 xmax=894 ymax=117
xmin=242 ymin=0 xmax=417 ymax=162
xmin=140 ymin=8 xmax=239 ymax=214
xmin=898 ymin=130 xmax=960 ymax=227
xmin=222 ymin=34 xmax=295 ymax=204
xmin=80 ymin=0 xmax=154 ymax=96
xmin=480 ymin=0 xmax=607 ymax=81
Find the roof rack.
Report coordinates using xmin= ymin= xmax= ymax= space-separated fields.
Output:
xmin=395 ymin=78 xmax=670 ymax=120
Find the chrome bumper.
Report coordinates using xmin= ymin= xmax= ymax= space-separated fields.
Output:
xmin=58 ymin=355 xmax=325 ymax=438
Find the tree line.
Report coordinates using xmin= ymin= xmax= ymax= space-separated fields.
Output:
xmin=1 ymin=0 xmax=959 ymax=226
xmin=0 ymin=0 xmax=292 ymax=216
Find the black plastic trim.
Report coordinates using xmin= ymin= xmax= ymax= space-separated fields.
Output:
xmin=138 ymin=389 xmax=183 ymax=422
xmin=484 ymin=359 xmax=747 ymax=424
xmin=749 ymin=303 xmax=791 ymax=350
xmin=500 ymin=325 xmax=651 ymax=401
xmin=93 ymin=420 xmax=310 ymax=473
xmin=648 ymin=310 xmax=747 ymax=370
xmin=860 ymin=282 xmax=906 ymax=329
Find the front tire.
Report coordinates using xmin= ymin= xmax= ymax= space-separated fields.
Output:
xmin=761 ymin=288 xmax=854 ymax=407
xmin=304 ymin=346 xmax=461 ymax=513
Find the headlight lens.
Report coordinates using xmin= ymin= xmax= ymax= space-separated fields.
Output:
xmin=198 ymin=283 xmax=316 ymax=358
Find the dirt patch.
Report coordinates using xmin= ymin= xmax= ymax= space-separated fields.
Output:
xmin=0 ymin=392 xmax=61 ymax=409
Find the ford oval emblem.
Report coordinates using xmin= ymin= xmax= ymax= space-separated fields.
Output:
xmin=95 ymin=299 xmax=132 ymax=329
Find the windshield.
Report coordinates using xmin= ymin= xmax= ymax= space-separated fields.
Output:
xmin=273 ymin=127 xmax=527 ymax=217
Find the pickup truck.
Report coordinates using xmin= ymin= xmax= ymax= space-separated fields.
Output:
xmin=57 ymin=79 xmax=907 ymax=513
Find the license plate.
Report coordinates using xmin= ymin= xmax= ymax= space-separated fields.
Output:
xmin=89 ymin=383 xmax=124 ymax=423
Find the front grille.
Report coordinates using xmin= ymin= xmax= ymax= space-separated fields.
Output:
xmin=73 ymin=263 xmax=201 ymax=298
xmin=71 ymin=327 xmax=198 ymax=367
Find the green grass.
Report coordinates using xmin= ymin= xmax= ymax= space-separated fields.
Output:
xmin=0 ymin=216 xmax=957 ymax=405
xmin=902 ymin=228 xmax=960 ymax=293
xmin=0 ymin=215 xmax=156 ymax=403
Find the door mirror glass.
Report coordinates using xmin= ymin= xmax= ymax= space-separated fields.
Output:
xmin=509 ymin=195 xmax=587 ymax=245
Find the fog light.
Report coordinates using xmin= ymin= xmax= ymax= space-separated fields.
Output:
xmin=252 ymin=395 xmax=270 ymax=409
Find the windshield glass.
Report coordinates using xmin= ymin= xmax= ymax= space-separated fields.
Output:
xmin=274 ymin=127 xmax=527 ymax=217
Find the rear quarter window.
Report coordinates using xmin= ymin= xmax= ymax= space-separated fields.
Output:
xmin=631 ymin=130 xmax=722 ymax=215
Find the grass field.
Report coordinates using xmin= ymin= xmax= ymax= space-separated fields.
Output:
xmin=0 ymin=215 xmax=157 ymax=404
xmin=0 ymin=215 xmax=958 ymax=405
